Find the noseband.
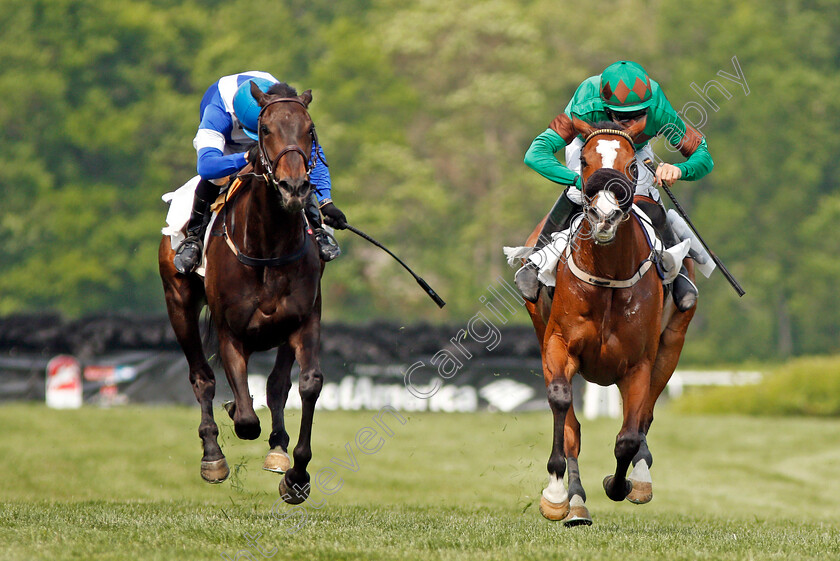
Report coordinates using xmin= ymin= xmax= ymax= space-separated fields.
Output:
xmin=255 ymin=98 xmax=321 ymax=191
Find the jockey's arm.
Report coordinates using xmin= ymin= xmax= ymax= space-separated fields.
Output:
xmin=309 ymin=145 xmax=333 ymax=204
xmin=193 ymin=105 xmax=248 ymax=181
xmin=655 ymin=104 xmax=714 ymax=185
xmin=524 ymin=128 xmax=582 ymax=189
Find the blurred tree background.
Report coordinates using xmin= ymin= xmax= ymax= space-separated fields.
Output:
xmin=0 ymin=0 xmax=838 ymax=363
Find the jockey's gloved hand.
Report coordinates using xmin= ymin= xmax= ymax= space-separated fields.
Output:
xmin=321 ymin=201 xmax=347 ymax=230
xmin=246 ymin=143 xmax=260 ymax=166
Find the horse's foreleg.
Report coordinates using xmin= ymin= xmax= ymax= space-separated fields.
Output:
xmin=218 ymin=332 xmax=260 ymax=440
xmin=540 ymin=333 xmax=577 ymax=521
xmin=263 ymin=343 xmax=294 ymax=474
xmin=280 ymin=313 xmax=323 ymax=505
xmin=603 ymin=362 xmax=651 ymax=502
xmin=628 ymin=278 xmax=697 ymax=504
xmin=562 ymin=401 xmax=592 ymax=526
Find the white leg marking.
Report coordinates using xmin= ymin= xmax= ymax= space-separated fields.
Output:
xmin=596 ymin=139 xmax=621 ymax=169
xmin=569 ymin=494 xmax=585 ymax=507
xmin=542 ymin=474 xmax=568 ymax=504
xmin=629 ymin=458 xmax=652 ymax=483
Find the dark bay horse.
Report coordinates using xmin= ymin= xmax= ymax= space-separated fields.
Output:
xmin=522 ymin=117 xmax=696 ymax=526
xmin=159 ymin=81 xmax=323 ymax=504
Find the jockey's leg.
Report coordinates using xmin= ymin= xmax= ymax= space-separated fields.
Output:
xmin=305 ymin=194 xmax=341 ymax=262
xmin=634 ymin=148 xmax=697 ymax=312
xmin=515 ymin=188 xmax=582 ymax=303
xmin=173 ymin=178 xmax=221 ymax=275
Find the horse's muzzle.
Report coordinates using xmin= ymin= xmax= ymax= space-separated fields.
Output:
xmin=276 ymin=178 xmax=311 ymax=213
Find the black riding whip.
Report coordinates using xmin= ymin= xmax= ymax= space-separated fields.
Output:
xmin=343 ymin=224 xmax=446 ymax=308
xmin=643 ymin=158 xmax=745 ymax=297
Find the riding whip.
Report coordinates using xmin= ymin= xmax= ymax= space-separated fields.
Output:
xmin=344 ymin=224 xmax=446 ymax=308
xmin=643 ymin=158 xmax=745 ymax=296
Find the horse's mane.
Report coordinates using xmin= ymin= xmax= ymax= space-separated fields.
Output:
xmin=583 ymin=168 xmax=634 ymax=212
xmin=267 ymin=82 xmax=298 ymax=98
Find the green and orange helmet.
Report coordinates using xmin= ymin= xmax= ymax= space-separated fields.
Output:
xmin=599 ymin=61 xmax=653 ymax=113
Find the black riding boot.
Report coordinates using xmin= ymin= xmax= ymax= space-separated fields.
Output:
xmin=173 ymin=179 xmax=220 ymax=275
xmin=515 ymin=190 xmax=581 ymax=303
xmin=634 ymin=199 xmax=698 ymax=312
xmin=305 ymin=194 xmax=341 ymax=262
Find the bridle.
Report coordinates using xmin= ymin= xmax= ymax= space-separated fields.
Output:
xmin=565 ymin=127 xmax=657 ymax=287
xmin=252 ymin=97 xmax=324 ymax=191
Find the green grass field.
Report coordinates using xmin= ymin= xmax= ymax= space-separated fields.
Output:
xmin=1 ymin=403 xmax=839 ymax=560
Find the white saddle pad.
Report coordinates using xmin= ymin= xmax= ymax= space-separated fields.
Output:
xmin=161 ymin=176 xmax=218 ymax=278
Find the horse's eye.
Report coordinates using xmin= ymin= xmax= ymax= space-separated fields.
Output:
xmin=580 ymin=156 xmax=588 ymax=168
xmin=260 ymin=124 xmax=270 ymax=135
xmin=629 ymin=161 xmax=638 ymax=180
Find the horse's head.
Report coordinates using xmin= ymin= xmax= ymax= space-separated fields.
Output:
xmin=572 ymin=117 xmax=645 ymax=245
xmin=581 ymin=168 xmax=635 ymax=244
xmin=250 ymin=81 xmax=316 ymax=213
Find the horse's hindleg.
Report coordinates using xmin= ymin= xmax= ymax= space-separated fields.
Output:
xmin=563 ymin=403 xmax=592 ymax=526
xmin=603 ymin=363 xmax=650 ymax=502
xmin=280 ymin=313 xmax=323 ymax=504
xmin=540 ymin=333 xmax=577 ymax=521
xmin=160 ymin=241 xmax=228 ymax=483
xmin=217 ymin=331 xmax=261 ymax=440
xmin=263 ymin=343 xmax=295 ymax=474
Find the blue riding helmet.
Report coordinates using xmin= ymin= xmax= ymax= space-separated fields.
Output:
xmin=232 ymin=77 xmax=277 ymax=140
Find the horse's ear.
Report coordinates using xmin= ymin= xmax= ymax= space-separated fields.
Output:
xmin=299 ymin=89 xmax=312 ymax=107
xmin=572 ymin=116 xmax=596 ymax=138
xmin=625 ymin=115 xmax=647 ymax=141
xmin=250 ymin=80 xmax=270 ymax=107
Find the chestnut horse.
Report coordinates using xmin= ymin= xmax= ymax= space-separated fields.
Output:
xmin=523 ymin=117 xmax=696 ymax=526
xmin=159 ymin=82 xmax=323 ymax=504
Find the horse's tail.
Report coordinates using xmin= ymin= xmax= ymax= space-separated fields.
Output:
xmin=201 ymin=309 xmax=221 ymax=367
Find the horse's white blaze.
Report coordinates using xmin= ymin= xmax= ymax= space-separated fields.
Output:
xmin=542 ymin=474 xmax=568 ymax=504
xmin=629 ymin=459 xmax=652 ymax=484
xmin=594 ymin=191 xmax=621 ymax=215
xmin=596 ymin=139 xmax=621 ymax=169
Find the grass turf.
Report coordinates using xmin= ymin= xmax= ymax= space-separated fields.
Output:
xmin=0 ymin=404 xmax=838 ymax=560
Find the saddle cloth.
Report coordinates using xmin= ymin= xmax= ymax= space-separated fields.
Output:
xmin=161 ymin=175 xmax=229 ymax=278
xmin=503 ymin=206 xmax=691 ymax=288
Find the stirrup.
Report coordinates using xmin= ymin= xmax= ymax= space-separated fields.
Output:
xmin=514 ymin=263 xmax=540 ymax=303
xmin=173 ymin=234 xmax=203 ymax=275
xmin=314 ymin=228 xmax=341 ymax=262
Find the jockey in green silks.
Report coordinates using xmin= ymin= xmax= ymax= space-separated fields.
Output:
xmin=516 ymin=60 xmax=714 ymax=311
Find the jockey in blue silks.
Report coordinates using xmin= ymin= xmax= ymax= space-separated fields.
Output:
xmin=173 ymin=71 xmax=346 ymax=275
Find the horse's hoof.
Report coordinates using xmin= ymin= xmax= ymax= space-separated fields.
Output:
xmin=627 ymin=459 xmax=653 ymax=504
xmin=200 ymin=458 xmax=230 ymax=484
xmin=539 ymin=495 xmax=570 ymax=521
xmin=602 ymin=475 xmax=633 ymax=502
xmin=627 ymin=481 xmax=653 ymax=504
xmin=233 ymin=415 xmax=261 ymax=440
xmin=563 ymin=494 xmax=592 ymax=527
xmin=263 ymin=448 xmax=291 ymax=474
xmin=279 ymin=475 xmax=310 ymax=505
